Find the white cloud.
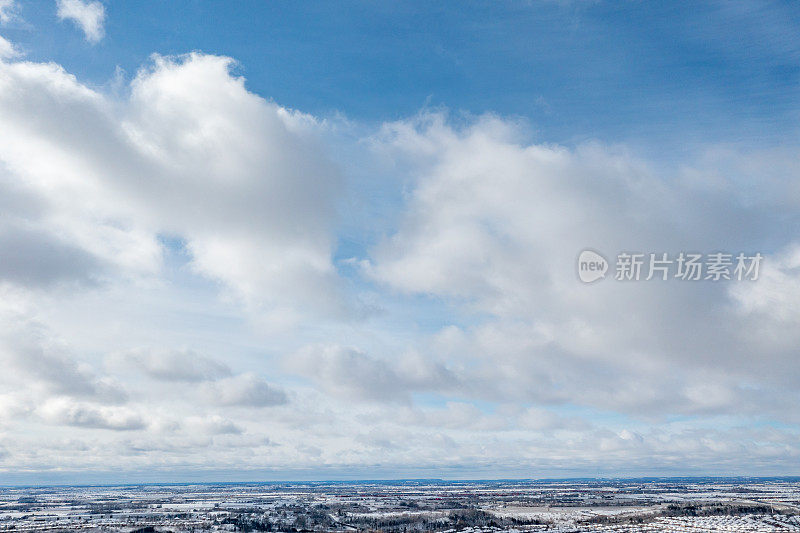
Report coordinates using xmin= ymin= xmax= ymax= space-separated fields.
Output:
xmin=37 ymin=398 xmax=146 ymax=431
xmin=0 ymin=305 xmax=128 ymax=404
xmin=0 ymin=222 xmax=105 ymax=287
xmin=56 ymin=0 xmax=105 ymax=43
xmin=0 ymin=59 xmax=163 ymax=285
xmin=184 ymin=415 xmax=242 ymax=435
xmin=289 ymin=344 xmax=459 ymax=403
xmin=124 ymin=54 xmax=345 ymax=317
xmin=0 ymin=34 xmax=17 ymax=58
xmin=0 ymin=52 xmax=345 ymax=318
xmin=364 ymin=112 xmax=800 ymax=420
xmin=201 ymin=373 xmax=288 ymax=408
xmin=112 ymin=348 xmax=232 ymax=383
xmin=1 ymin=49 xmax=800 ymax=477
xmin=730 ymin=244 xmax=800 ymax=324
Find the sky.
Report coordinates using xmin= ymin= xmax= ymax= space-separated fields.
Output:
xmin=1 ymin=0 xmax=800 ymax=484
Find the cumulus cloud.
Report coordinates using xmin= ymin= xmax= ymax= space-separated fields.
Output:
xmin=364 ymin=112 xmax=800 ymax=419
xmin=37 ymin=398 xmax=145 ymax=431
xmin=184 ymin=415 xmax=242 ymax=435
xmin=0 ymin=223 xmax=105 ymax=287
xmin=730 ymin=244 xmax=800 ymax=325
xmin=0 ymin=59 xmax=163 ymax=284
xmin=0 ymin=308 xmax=127 ymax=404
xmin=201 ymin=373 xmax=288 ymax=408
xmin=0 ymin=52 xmax=344 ymax=318
xmin=517 ymin=406 xmax=591 ymax=431
xmin=289 ymin=344 xmax=459 ymax=403
xmin=112 ymin=348 xmax=232 ymax=383
xmin=1 ymin=48 xmax=800 ymax=477
xmin=125 ymin=54 xmax=344 ymax=316
xmin=56 ymin=0 xmax=105 ymax=43
xmin=0 ymin=35 xmax=17 ymax=59
xmin=107 ymin=349 xmax=287 ymax=408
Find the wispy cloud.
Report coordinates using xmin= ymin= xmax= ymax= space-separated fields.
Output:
xmin=0 ymin=0 xmax=17 ymax=25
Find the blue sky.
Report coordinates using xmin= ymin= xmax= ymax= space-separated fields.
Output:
xmin=1 ymin=1 xmax=800 ymax=483
xmin=9 ymin=1 xmax=800 ymax=147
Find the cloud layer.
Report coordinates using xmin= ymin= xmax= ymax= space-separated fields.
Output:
xmin=0 ymin=41 xmax=799 ymax=480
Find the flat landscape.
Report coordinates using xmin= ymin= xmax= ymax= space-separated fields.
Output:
xmin=2 ymin=479 xmax=800 ymax=532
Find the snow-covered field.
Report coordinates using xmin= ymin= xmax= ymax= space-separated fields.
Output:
xmin=0 ymin=479 xmax=799 ymax=532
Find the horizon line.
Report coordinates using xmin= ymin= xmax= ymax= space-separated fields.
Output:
xmin=3 ymin=475 xmax=800 ymax=489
